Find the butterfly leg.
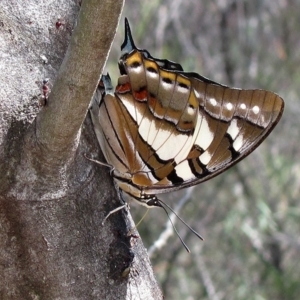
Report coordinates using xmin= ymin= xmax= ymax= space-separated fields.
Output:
xmin=84 ymin=154 xmax=115 ymax=175
xmin=101 ymin=203 xmax=128 ymax=225
xmin=101 ymin=182 xmax=132 ymax=225
xmin=85 ymin=154 xmax=131 ymax=224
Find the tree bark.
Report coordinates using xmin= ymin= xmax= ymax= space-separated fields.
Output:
xmin=0 ymin=0 xmax=162 ymax=299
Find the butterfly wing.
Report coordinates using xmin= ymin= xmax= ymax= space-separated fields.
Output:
xmin=115 ymin=49 xmax=284 ymax=196
xmin=90 ymin=74 xmax=134 ymax=178
xmin=91 ymin=19 xmax=284 ymax=202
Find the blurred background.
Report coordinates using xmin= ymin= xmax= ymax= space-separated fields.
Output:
xmin=106 ymin=0 xmax=299 ymax=299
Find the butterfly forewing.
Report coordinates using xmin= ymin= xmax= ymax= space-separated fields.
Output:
xmin=91 ymin=19 xmax=284 ymax=202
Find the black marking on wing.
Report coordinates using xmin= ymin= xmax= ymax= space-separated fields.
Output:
xmin=188 ymin=157 xmax=210 ymax=178
xmin=178 ymin=82 xmax=189 ymax=90
xmin=167 ymin=169 xmax=184 ymax=184
xmin=162 ymin=77 xmax=173 ymax=84
xmin=130 ymin=61 xmax=142 ymax=69
xmin=147 ymin=67 xmax=158 ymax=74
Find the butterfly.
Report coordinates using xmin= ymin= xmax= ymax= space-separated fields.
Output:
xmin=90 ymin=18 xmax=284 ymax=211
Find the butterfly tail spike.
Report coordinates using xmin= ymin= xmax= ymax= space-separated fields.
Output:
xmin=121 ymin=18 xmax=137 ymax=55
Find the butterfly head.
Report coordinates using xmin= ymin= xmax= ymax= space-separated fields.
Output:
xmin=133 ymin=194 xmax=163 ymax=208
xmin=143 ymin=197 xmax=162 ymax=208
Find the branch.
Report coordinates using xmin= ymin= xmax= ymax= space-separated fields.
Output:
xmin=36 ymin=0 xmax=124 ymax=164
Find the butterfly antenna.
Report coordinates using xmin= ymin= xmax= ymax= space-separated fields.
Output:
xmin=159 ymin=204 xmax=191 ymax=253
xmin=158 ymin=199 xmax=204 ymax=241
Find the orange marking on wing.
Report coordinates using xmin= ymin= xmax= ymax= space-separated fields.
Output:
xmin=134 ymin=89 xmax=147 ymax=102
xmin=116 ymin=82 xmax=131 ymax=93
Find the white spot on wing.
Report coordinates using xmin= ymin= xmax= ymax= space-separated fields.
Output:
xmin=174 ymin=160 xmax=196 ymax=181
xmin=147 ymin=70 xmax=158 ymax=78
xmin=195 ymin=117 xmax=214 ymax=150
xmin=130 ymin=65 xmax=142 ymax=73
xmin=210 ymin=97 xmax=217 ymax=106
xmin=200 ymin=151 xmax=212 ymax=165
xmin=174 ymin=111 xmax=202 ymax=165
xmin=158 ymin=136 xmax=189 ymax=160
xmin=194 ymin=89 xmax=200 ymax=98
xmin=162 ymin=81 xmax=173 ymax=89
xmin=240 ymin=103 xmax=246 ymax=110
xmin=226 ymin=103 xmax=233 ymax=110
xmin=178 ymin=85 xmax=189 ymax=94
xmin=187 ymin=106 xmax=194 ymax=116
xmin=233 ymin=135 xmax=244 ymax=151
xmin=227 ymin=119 xmax=239 ymax=140
xmin=253 ymin=105 xmax=260 ymax=114
xmin=152 ymin=130 xmax=189 ymax=161
xmin=150 ymin=127 xmax=172 ymax=151
xmin=174 ymin=135 xmax=193 ymax=164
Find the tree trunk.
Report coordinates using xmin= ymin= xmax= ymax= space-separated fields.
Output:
xmin=0 ymin=0 xmax=162 ymax=299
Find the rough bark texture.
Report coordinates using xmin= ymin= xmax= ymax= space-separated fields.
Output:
xmin=0 ymin=0 xmax=163 ymax=299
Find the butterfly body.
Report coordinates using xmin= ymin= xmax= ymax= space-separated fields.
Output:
xmin=90 ymin=19 xmax=284 ymax=207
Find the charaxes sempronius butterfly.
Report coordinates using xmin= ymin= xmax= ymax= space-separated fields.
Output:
xmin=90 ymin=18 xmax=284 ymax=224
